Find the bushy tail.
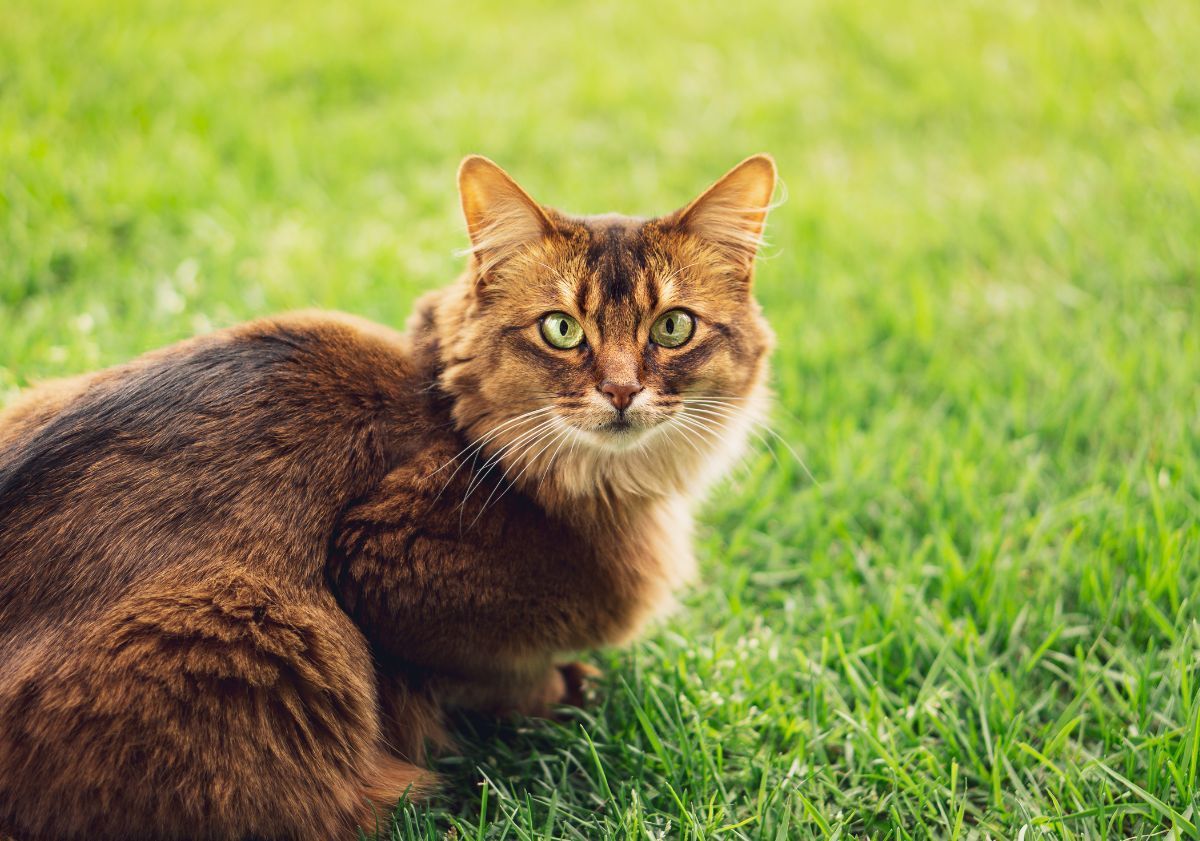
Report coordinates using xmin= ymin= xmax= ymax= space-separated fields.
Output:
xmin=350 ymin=752 xmax=438 ymax=839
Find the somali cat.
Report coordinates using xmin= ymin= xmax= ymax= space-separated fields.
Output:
xmin=0 ymin=154 xmax=776 ymax=840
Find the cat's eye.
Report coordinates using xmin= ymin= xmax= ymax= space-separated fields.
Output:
xmin=649 ymin=309 xmax=694 ymax=348
xmin=540 ymin=312 xmax=585 ymax=349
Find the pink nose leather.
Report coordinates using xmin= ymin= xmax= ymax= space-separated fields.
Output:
xmin=599 ymin=381 xmax=642 ymax=412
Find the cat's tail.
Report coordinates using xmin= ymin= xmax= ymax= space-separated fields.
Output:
xmin=351 ymin=751 xmax=438 ymax=837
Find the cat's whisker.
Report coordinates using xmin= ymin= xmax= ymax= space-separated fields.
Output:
xmin=465 ymin=417 xmax=560 ymax=487
xmin=456 ymin=417 xmax=560 ymax=513
xmin=678 ymin=405 xmax=732 ymax=419
xmin=679 ymin=401 xmax=752 ymax=423
xmin=673 ymin=415 xmax=732 ymax=461
xmin=434 ymin=417 xmax=545 ymax=501
xmin=562 ymin=426 xmax=583 ymax=478
xmin=679 ymin=404 xmax=742 ymax=429
xmin=471 ymin=415 xmax=560 ymax=476
xmin=493 ymin=424 xmax=574 ymax=511
xmin=680 ymin=405 xmax=744 ymax=431
xmin=759 ymin=426 xmax=819 ymax=486
xmin=427 ymin=406 xmax=554 ymax=478
xmin=505 ymin=423 xmax=572 ymax=484
xmin=683 ymin=400 xmax=819 ymax=486
xmin=469 ymin=423 xmax=572 ymax=527
xmin=673 ymin=407 xmax=719 ymax=432
xmin=685 ymin=394 xmax=805 ymax=426
xmin=658 ymin=422 xmax=691 ymax=461
xmin=679 ymin=405 xmax=784 ymax=480
xmin=682 ymin=405 xmax=778 ymax=463
xmin=665 ymin=417 xmax=706 ymax=459
xmin=673 ymin=413 xmax=721 ymax=442
xmin=537 ymin=423 xmax=575 ymax=486
xmin=431 ymin=409 xmax=557 ymax=503
xmin=680 ymin=401 xmax=753 ymax=415
xmin=675 ymin=422 xmax=710 ymax=458
xmin=469 ymin=426 xmax=562 ymax=522
xmin=691 ymin=415 xmax=758 ymax=479
xmin=633 ymin=425 xmax=658 ymax=456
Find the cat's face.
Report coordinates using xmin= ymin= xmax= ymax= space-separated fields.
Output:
xmin=435 ymin=155 xmax=776 ymax=501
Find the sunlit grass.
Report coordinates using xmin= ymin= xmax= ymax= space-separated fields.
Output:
xmin=2 ymin=0 xmax=1199 ymax=837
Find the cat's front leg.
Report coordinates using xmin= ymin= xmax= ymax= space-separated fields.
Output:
xmin=329 ymin=463 xmax=619 ymax=673
xmin=433 ymin=660 xmax=601 ymax=717
xmin=557 ymin=660 xmax=603 ymax=708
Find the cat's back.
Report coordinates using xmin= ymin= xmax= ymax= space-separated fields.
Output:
xmin=0 ymin=311 xmax=421 ymax=647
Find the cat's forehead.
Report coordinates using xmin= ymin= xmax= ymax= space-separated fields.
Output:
xmin=550 ymin=213 xmax=668 ymax=329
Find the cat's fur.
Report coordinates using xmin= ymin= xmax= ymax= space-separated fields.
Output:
xmin=0 ymin=154 xmax=776 ymax=840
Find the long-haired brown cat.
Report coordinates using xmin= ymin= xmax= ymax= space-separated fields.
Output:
xmin=0 ymin=154 xmax=776 ymax=840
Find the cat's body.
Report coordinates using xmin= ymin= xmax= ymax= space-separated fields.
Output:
xmin=0 ymin=155 xmax=776 ymax=840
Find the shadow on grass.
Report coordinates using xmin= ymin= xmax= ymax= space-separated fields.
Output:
xmin=381 ymin=706 xmax=609 ymax=839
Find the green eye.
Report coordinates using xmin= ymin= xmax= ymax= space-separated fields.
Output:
xmin=540 ymin=312 xmax=585 ymax=349
xmin=649 ymin=309 xmax=694 ymax=348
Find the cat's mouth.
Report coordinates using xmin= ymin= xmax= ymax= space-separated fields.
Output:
xmin=559 ymin=398 xmax=684 ymax=450
xmin=573 ymin=410 xmax=675 ymax=451
xmin=583 ymin=422 xmax=654 ymax=452
xmin=600 ymin=417 xmax=635 ymax=433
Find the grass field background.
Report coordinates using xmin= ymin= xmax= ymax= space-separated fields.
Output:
xmin=3 ymin=0 xmax=1199 ymax=837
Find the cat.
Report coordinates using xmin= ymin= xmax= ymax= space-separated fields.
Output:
xmin=0 ymin=154 xmax=777 ymax=840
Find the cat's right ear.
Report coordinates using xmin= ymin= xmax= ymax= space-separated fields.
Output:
xmin=458 ymin=155 xmax=553 ymax=281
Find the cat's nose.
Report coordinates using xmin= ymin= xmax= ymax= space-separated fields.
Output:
xmin=599 ymin=381 xmax=643 ymax=412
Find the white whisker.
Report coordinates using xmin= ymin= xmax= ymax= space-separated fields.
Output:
xmin=433 ymin=410 xmax=556 ymax=502
xmin=432 ymin=410 xmax=558 ymax=503
xmin=672 ymin=412 xmax=720 ymax=444
xmin=428 ymin=405 xmax=554 ymax=478
xmin=471 ymin=425 xmax=561 ymax=517
xmin=666 ymin=417 xmax=706 ymax=458
xmin=683 ymin=398 xmax=818 ymax=486
xmin=469 ymin=424 xmax=571 ymax=526
xmin=456 ymin=417 xmax=559 ymax=513
xmin=538 ymin=424 xmax=574 ymax=485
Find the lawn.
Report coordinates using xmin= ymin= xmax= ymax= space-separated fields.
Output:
xmin=2 ymin=0 xmax=1199 ymax=837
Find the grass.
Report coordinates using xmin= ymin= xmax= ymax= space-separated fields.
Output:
xmin=2 ymin=0 xmax=1199 ymax=837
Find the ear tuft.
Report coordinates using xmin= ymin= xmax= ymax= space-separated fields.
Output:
xmin=457 ymin=156 xmax=552 ymax=277
xmin=674 ymin=154 xmax=777 ymax=271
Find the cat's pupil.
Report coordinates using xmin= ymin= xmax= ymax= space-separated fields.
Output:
xmin=558 ymin=320 xmax=568 ymax=336
xmin=665 ymin=317 xmax=675 ymax=334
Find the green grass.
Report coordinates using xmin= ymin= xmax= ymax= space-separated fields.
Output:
xmin=3 ymin=0 xmax=1199 ymax=837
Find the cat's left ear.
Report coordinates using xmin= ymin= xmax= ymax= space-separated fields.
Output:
xmin=458 ymin=155 xmax=554 ymax=280
xmin=670 ymin=154 xmax=777 ymax=275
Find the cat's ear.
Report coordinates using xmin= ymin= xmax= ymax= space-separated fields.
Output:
xmin=458 ymin=155 xmax=553 ymax=278
xmin=671 ymin=154 xmax=777 ymax=274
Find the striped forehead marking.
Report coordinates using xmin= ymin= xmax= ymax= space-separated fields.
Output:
xmin=579 ymin=219 xmax=655 ymax=340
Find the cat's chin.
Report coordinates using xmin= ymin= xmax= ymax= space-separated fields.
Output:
xmin=575 ymin=421 xmax=664 ymax=453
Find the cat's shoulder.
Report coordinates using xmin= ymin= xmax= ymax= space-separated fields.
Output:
xmin=133 ymin=308 xmax=419 ymax=407
xmin=246 ymin=309 xmax=408 ymax=349
xmin=221 ymin=309 xmax=413 ymax=372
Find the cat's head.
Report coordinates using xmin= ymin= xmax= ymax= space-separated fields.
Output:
xmin=428 ymin=155 xmax=777 ymax=504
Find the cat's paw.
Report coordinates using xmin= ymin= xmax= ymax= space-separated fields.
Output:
xmin=557 ymin=661 xmax=602 ymax=708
